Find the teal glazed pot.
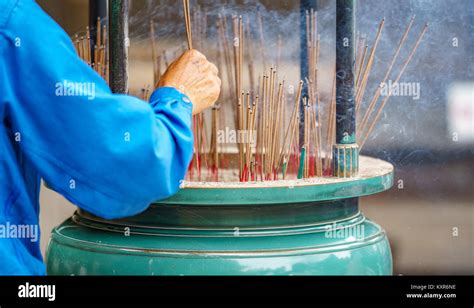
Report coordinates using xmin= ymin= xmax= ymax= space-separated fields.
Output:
xmin=46 ymin=156 xmax=393 ymax=275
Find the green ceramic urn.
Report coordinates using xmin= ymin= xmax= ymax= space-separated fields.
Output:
xmin=45 ymin=156 xmax=393 ymax=275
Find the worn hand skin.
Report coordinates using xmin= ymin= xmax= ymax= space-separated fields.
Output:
xmin=158 ymin=49 xmax=221 ymax=115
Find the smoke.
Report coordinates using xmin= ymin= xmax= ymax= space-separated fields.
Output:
xmin=127 ymin=0 xmax=474 ymax=166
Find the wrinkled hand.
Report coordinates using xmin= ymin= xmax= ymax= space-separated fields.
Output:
xmin=157 ymin=50 xmax=221 ymax=115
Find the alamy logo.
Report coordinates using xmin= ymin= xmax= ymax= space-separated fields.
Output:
xmin=18 ymin=283 xmax=56 ymax=301
xmin=217 ymin=127 xmax=256 ymax=146
xmin=55 ymin=80 xmax=96 ymax=100
xmin=380 ymin=80 xmax=420 ymax=100
xmin=324 ymin=223 xmax=365 ymax=239
xmin=0 ymin=222 xmax=38 ymax=242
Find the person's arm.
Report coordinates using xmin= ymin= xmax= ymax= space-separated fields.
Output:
xmin=4 ymin=0 xmax=219 ymax=219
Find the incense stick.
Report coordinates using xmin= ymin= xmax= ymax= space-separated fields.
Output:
xmin=182 ymin=0 xmax=193 ymax=49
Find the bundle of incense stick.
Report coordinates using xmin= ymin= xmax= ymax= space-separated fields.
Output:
xmin=356 ymin=19 xmax=429 ymax=150
xmin=74 ymin=19 xmax=157 ymax=101
xmin=183 ymin=0 xmax=193 ymax=50
xmin=305 ymin=9 xmax=324 ymax=177
xmin=305 ymin=15 xmax=426 ymax=179
xmin=74 ymin=18 xmax=109 ymax=83
xmin=172 ymin=6 xmax=427 ymax=182
xmin=180 ymin=0 xmax=216 ymax=181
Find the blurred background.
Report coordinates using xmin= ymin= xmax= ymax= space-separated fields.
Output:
xmin=36 ymin=0 xmax=473 ymax=274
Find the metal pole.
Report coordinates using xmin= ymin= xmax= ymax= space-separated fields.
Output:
xmin=108 ymin=0 xmax=129 ymax=94
xmin=299 ymin=0 xmax=317 ymax=147
xmin=333 ymin=0 xmax=358 ymax=177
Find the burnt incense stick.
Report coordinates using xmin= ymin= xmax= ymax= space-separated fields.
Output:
xmin=358 ymin=16 xmax=415 ymax=135
xmin=355 ymin=18 xmax=385 ymax=111
xmin=183 ymin=0 xmax=193 ymax=49
xmin=355 ymin=44 xmax=368 ymax=89
xmin=359 ymin=23 xmax=428 ymax=149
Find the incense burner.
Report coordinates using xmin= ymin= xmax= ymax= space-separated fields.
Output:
xmin=45 ymin=156 xmax=393 ymax=275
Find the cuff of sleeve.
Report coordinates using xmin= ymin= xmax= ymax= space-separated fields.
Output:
xmin=149 ymin=87 xmax=193 ymax=111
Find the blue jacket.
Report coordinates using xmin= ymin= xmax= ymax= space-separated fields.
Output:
xmin=0 ymin=0 xmax=194 ymax=275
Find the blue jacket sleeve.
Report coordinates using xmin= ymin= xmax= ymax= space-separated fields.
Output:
xmin=4 ymin=0 xmax=194 ymax=219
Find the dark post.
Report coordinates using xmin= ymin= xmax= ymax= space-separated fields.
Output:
xmin=89 ymin=0 xmax=107 ymax=53
xmin=333 ymin=0 xmax=358 ymax=177
xmin=108 ymin=0 xmax=129 ymax=94
xmin=299 ymin=0 xmax=317 ymax=147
